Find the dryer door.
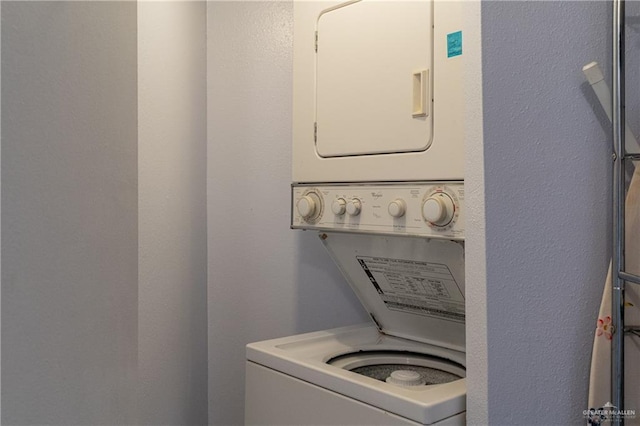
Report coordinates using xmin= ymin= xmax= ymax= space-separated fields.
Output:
xmin=315 ymin=0 xmax=433 ymax=157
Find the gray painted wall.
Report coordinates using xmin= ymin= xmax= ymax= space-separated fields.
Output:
xmin=206 ymin=2 xmax=368 ymax=424
xmin=476 ymin=1 xmax=612 ymax=424
xmin=0 ymin=1 xmax=623 ymax=425
xmin=138 ymin=2 xmax=208 ymax=425
xmin=2 ymin=2 xmax=208 ymax=425
xmin=1 ymin=2 xmax=138 ymax=424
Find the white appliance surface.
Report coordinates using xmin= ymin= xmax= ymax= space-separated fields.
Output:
xmin=292 ymin=182 xmax=465 ymax=240
xmin=247 ymin=1 xmax=468 ymax=424
xmin=293 ymin=0 xmax=464 ymax=183
xmin=315 ymin=0 xmax=433 ymax=157
xmin=246 ymin=324 xmax=466 ymax=425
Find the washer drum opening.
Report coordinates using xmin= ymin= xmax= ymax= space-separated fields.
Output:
xmin=328 ymin=350 xmax=465 ymax=387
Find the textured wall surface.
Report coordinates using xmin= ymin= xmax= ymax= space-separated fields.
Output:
xmin=0 ymin=1 xmax=618 ymax=425
xmin=477 ymin=2 xmax=612 ymax=424
xmin=138 ymin=2 xmax=208 ymax=425
xmin=1 ymin=3 xmax=138 ymax=424
xmin=1 ymin=3 xmax=209 ymax=425
xmin=207 ymin=2 xmax=368 ymax=424
xmin=462 ymin=1 xmax=488 ymax=423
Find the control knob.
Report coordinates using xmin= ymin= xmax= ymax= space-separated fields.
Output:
xmin=346 ymin=198 xmax=362 ymax=216
xmin=388 ymin=199 xmax=406 ymax=218
xmin=422 ymin=193 xmax=455 ymax=226
xmin=331 ymin=198 xmax=346 ymax=215
xmin=296 ymin=192 xmax=322 ymax=221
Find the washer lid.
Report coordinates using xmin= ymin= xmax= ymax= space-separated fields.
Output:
xmin=320 ymin=232 xmax=465 ymax=352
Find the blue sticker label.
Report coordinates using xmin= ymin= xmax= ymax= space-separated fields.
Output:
xmin=447 ymin=31 xmax=463 ymax=58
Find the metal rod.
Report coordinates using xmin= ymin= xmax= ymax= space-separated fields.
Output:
xmin=620 ymin=271 xmax=640 ymax=285
xmin=582 ymin=61 xmax=640 ymax=155
xmin=624 ymin=326 xmax=640 ymax=338
xmin=612 ymin=0 xmax=626 ymax=421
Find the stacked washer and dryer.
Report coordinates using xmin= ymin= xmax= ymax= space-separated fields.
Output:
xmin=246 ymin=1 xmax=467 ymax=424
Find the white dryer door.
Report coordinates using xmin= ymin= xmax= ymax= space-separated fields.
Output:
xmin=315 ymin=0 xmax=433 ymax=157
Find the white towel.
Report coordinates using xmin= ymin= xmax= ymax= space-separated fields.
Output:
xmin=587 ymin=164 xmax=640 ymax=425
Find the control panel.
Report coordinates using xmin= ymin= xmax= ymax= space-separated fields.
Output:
xmin=291 ymin=182 xmax=464 ymax=239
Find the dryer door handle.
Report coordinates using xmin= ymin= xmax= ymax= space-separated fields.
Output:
xmin=412 ymin=69 xmax=429 ymax=118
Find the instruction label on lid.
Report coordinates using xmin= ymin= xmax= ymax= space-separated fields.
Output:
xmin=357 ymin=256 xmax=465 ymax=323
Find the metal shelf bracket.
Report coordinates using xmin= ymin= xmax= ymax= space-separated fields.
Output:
xmin=619 ymin=271 xmax=640 ymax=286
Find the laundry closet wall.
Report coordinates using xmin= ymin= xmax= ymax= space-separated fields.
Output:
xmin=206 ymin=2 xmax=368 ymax=425
xmin=466 ymin=1 xmax=618 ymax=424
xmin=0 ymin=1 xmax=624 ymax=425
xmin=1 ymin=3 xmax=138 ymax=424
xmin=138 ymin=2 xmax=208 ymax=424
xmin=1 ymin=2 xmax=208 ymax=425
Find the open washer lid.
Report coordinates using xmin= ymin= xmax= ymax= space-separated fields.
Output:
xmin=320 ymin=232 xmax=465 ymax=352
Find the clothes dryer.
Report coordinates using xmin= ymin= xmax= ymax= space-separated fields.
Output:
xmin=246 ymin=0 xmax=469 ymax=423
xmin=292 ymin=0 xmax=465 ymax=183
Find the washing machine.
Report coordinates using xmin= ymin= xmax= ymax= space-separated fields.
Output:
xmin=245 ymin=323 xmax=465 ymax=425
xmin=246 ymin=220 xmax=466 ymax=425
xmin=246 ymin=0 xmax=468 ymax=424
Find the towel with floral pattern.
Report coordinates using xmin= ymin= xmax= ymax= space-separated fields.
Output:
xmin=587 ymin=165 xmax=640 ymax=425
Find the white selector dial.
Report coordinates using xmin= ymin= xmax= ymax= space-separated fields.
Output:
xmin=331 ymin=198 xmax=346 ymax=215
xmin=422 ymin=194 xmax=455 ymax=225
xmin=346 ymin=198 xmax=362 ymax=216
xmin=296 ymin=195 xmax=316 ymax=219
xmin=296 ymin=191 xmax=323 ymax=221
xmin=388 ymin=199 xmax=406 ymax=218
